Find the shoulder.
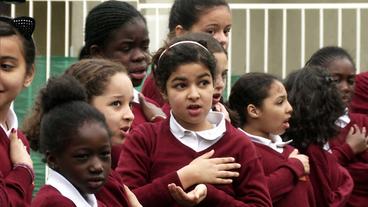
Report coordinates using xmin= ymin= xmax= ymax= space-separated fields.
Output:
xmin=349 ymin=112 xmax=368 ymax=127
xmin=32 ymin=185 xmax=76 ymax=207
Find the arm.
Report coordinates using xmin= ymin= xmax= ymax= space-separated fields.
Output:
xmin=328 ymin=165 xmax=354 ymax=207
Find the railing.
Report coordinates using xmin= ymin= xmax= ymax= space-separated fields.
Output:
xmin=9 ymin=1 xmax=368 ymax=95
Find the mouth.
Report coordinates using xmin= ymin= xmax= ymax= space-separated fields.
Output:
xmin=187 ymin=104 xmax=202 ymax=117
xmin=282 ymin=119 xmax=290 ymax=129
xmin=128 ymin=66 xmax=147 ymax=81
xmin=86 ymin=177 xmax=105 ymax=191
xmin=212 ymin=93 xmax=222 ymax=104
xmin=120 ymin=126 xmax=130 ymax=137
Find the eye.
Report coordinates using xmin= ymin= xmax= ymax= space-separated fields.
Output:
xmin=221 ymin=71 xmax=228 ymax=80
xmin=174 ymin=82 xmax=186 ymax=90
xmin=111 ymin=101 xmax=122 ymax=108
xmin=129 ymin=101 xmax=134 ymax=109
xmin=331 ymin=76 xmax=341 ymax=83
xmin=224 ymin=27 xmax=231 ymax=36
xmin=199 ymin=79 xmax=210 ymax=87
xmin=120 ymin=45 xmax=131 ymax=53
xmin=100 ymin=150 xmax=111 ymax=160
xmin=74 ymin=153 xmax=89 ymax=162
xmin=347 ymin=77 xmax=355 ymax=85
xmin=0 ymin=63 xmax=14 ymax=71
xmin=205 ymin=28 xmax=216 ymax=35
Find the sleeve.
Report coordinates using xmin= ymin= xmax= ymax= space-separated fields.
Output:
xmin=96 ymin=171 xmax=130 ymax=207
xmin=328 ymin=165 xmax=354 ymax=207
xmin=0 ymin=166 xmax=34 ymax=207
xmin=331 ymin=142 xmax=355 ymax=166
xmin=116 ymin=126 xmax=181 ymax=207
xmin=31 ymin=195 xmax=76 ymax=207
xmin=202 ymin=143 xmax=272 ymax=207
xmin=266 ymin=158 xmax=305 ymax=202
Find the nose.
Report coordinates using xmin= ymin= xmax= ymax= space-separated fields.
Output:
xmin=123 ymin=106 xmax=134 ymax=122
xmin=214 ymin=32 xmax=228 ymax=49
xmin=89 ymin=157 xmax=104 ymax=174
xmin=286 ymin=100 xmax=293 ymax=114
xmin=214 ymin=74 xmax=225 ymax=91
xmin=132 ymin=48 xmax=148 ymax=63
xmin=187 ymin=85 xmax=200 ymax=100
xmin=338 ymin=80 xmax=351 ymax=93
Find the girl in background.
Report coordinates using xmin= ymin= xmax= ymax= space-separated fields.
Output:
xmin=79 ymin=0 xmax=165 ymax=127
xmin=142 ymin=0 xmax=231 ymax=107
xmin=117 ymin=40 xmax=271 ymax=207
xmin=350 ymin=71 xmax=368 ymax=116
xmin=0 ymin=16 xmax=36 ymax=206
xmin=228 ymin=72 xmax=315 ymax=207
xmin=283 ymin=66 xmax=353 ymax=207
xmin=306 ymin=46 xmax=368 ymax=206
xmin=31 ymin=75 xmax=140 ymax=207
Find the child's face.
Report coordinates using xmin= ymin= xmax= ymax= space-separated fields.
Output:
xmin=253 ymin=81 xmax=293 ymax=137
xmin=165 ymin=63 xmax=214 ymax=131
xmin=100 ymin=18 xmax=150 ymax=87
xmin=189 ymin=6 xmax=231 ymax=49
xmin=0 ymin=35 xmax=34 ymax=112
xmin=327 ymin=58 xmax=356 ymax=105
xmin=52 ymin=121 xmax=111 ymax=195
xmin=213 ymin=52 xmax=228 ymax=105
xmin=91 ymin=72 xmax=134 ymax=146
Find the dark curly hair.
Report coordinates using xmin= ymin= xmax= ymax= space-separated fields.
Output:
xmin=39 ymin=75 xmax=110 ymax=155
xmin=228 ymin=72 xmax=279 ymax=128
xmin=152 ymin=39 xmax=216 ymax=94
xmin=168 ymin=0 xmax=229 ymax=39
xmin=282 ymin=66 xmax=345 ymax=151
xmin=79 ymin=0 xmax=146 ymax=59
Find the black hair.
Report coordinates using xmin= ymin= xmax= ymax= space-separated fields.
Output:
xmin=0 ymin=17 xmax=36 ymax=73
xmin=79 ymin=0 xmax=146 ymax=59
xmin=228 ymin=72 xmax=279 ymax=128
xmin=38 ymin=75 xmax=110 ymax=156
xmin=152 ymin=40 xmax=217 ymax=94
xmin=282 ymin=66 xmax=345 ymax=151
xmin=168 ymin=0 xmax=229 ymax=39
xmin=305 ymin=46 xmax=356 ymax=70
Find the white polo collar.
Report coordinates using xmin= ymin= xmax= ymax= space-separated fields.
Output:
xmin=0 ymin=107 xmax=18 ymax=138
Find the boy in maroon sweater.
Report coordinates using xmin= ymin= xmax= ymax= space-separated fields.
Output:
xmin=117 ymin=39 xmax=271 ymax=207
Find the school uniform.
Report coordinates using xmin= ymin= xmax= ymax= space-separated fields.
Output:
xmin=239 ymin=130 xmax=315 ymax=207
xmin=117 ymin=111 xmax=272 ymax=207
xmin=330 ymin=111 xmax=368 ymax=207
xmin=141 ymin=73 xmax=165 ymax=107
xmin=0 ymin=108 xmax=34 ymax=206
xmin=350 ymin=71 xmax=368 ymax=115
xmin=32 ymin=168 xmax=104 ymax=207
xmin=306 ymin=143 xmax=353 ymax=207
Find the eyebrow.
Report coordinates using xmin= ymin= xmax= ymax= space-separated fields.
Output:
xmin=0 ymin=56 xmax=18 ymax=61
xmin=171 ymin=72 xmax=211 ymax=82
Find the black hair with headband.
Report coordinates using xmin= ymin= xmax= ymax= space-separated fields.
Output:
xmin=152 ymin=40 xmax=216 ymax=94
xmin=0 ymin=16 xmax=36 ymax=72
xmin=79 ymin=0 xmax=146 ymax=59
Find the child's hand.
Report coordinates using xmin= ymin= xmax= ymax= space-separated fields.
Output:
xmin=123 ymin=185 xmax=142 ymax=207
xmin=213 ymin=103 xmax=230 ymax=122
xmin=168 ymin=183 xmax=207 ymax=207
xmin=9 ymin=129 xmax=33 ymax=169
xmin=177 ymin=150 xmax=241 ymax=189
xmin=139 ymin=93 xmax=167 ymax=122
xmin=346 ymin=125 xmax=368 ymax=154
xmin=288 ymin=149 xmax=310 ymax=174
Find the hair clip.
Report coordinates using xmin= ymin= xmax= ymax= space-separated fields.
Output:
xmin=0 ymin=16 xmax=35 ymax=40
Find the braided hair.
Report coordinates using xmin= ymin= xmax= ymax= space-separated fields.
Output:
xmin=305 ymin=46 xmax=356 ymax=70
xmin=79 ymin=0 xmax=146 ymax=59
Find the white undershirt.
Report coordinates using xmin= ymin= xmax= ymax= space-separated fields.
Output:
xmin=170 ymin=111 xmax=226 ymax=152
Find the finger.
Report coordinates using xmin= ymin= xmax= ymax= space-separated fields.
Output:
xmin=9 ymin=128 xmax=17 ymax=141
xmin=197 ymin=150 xmax=215 ymax=159
xmin=213 ymin=178 xmax=233 ymax=184
xmin=217 ymin=163 xmax=241 ymax=171
xmin=362 ymin=127 xmax=367 ymax=137
xmin=194 ymin=184 xmax=207 ymax=198
xmin=348 ymin=125 xmax=355 ymax=135
xmin=138 ymin=93 xmax=147 ymax=106
xmin=210 ymin=157 xmax=236 ymax=164
xmin=216 ymin=170 xmax=240 ymax=178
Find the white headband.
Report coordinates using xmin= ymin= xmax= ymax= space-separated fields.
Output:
xmin=158 ymin=40 xmax=210 ymax=65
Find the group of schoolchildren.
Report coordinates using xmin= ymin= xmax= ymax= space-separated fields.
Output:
xmin=1 ymin=0 xmax=368 ymax=206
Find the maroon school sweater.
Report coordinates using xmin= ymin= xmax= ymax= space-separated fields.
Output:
xmin=141 ymin=73 xmax=165 ymax=107
xmin=0 ymin=129 xmax=34 ymax=206
xmin=330 ymin=112 xmax=368 ymax=207
xmin=116 ymin=118 xmax=272 ymax=207
xmin=131 ymin=96 xmax=161 ymax=129
xmin=253 ymin=143 xmax=316 ymax=207
xmin=306 ymin=144 xmax=353 ymax=207
xmin=32 ymin=185 xmax=107 ymax=207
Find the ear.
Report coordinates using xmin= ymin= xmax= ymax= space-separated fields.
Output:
xmin=175 ymin=25 xmax=186 ymax=36
xmin=247 ymin=104 xmax=261 ymax=119
xmin=89 ymin=44 xmax=103 ymax=58
xmin=46 ymin=151 xmax=59 ymax=170
xmin=161 ymin=90 xmax=169 ymax=103
xmin=23 ymin=64 xmax=35 ymax=88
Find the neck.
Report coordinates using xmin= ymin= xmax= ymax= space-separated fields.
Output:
xmin=242 ymin=124 xmax=271 ymax=140
xmin=0 ymin=105 xmax=10 ymax=129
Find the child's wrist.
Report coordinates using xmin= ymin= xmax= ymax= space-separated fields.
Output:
xmin=177 ymin=165 xmax=196 ymax=190
xmin=150 ymin=115 xmax=167 ymax=122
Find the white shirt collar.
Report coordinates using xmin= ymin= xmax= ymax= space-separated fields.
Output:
xmin=46 ymin=167 xmax=98 ymax=207
xmin=335 ymin=108 xmax=351 ymax=128
xmin=133 ymin=88 xmax=140 ymax=104
xmin=0 ymin=107 xmax=18 ymax=138
xmin=170 ymin=110 xmax=226 ymax=141
xmin=238 ymin=128 xmax=292 ymax=153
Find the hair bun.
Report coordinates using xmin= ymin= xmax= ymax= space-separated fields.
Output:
xmin=41 ymin=75 xmax=87 ymax=113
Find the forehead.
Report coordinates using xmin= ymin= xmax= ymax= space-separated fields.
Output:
xmin=194 ymin=5 xmax=231 ymax=27
xmin=71 ymin=121 xmax=110 ymax=147
xmin=327 ymin=58 xmax=355 ymax=75
xmin=108 ymin=18 xmax=148 ymax=43
xmin=103 ymin=72 xmax=133 ymax=94
xmin=0 ymin=35 xmax=24 ymax=58
xmin=267 ymin=80 xmax=286 ymax=97
xmin=170 ymin=63 xmax=211 ymax=79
